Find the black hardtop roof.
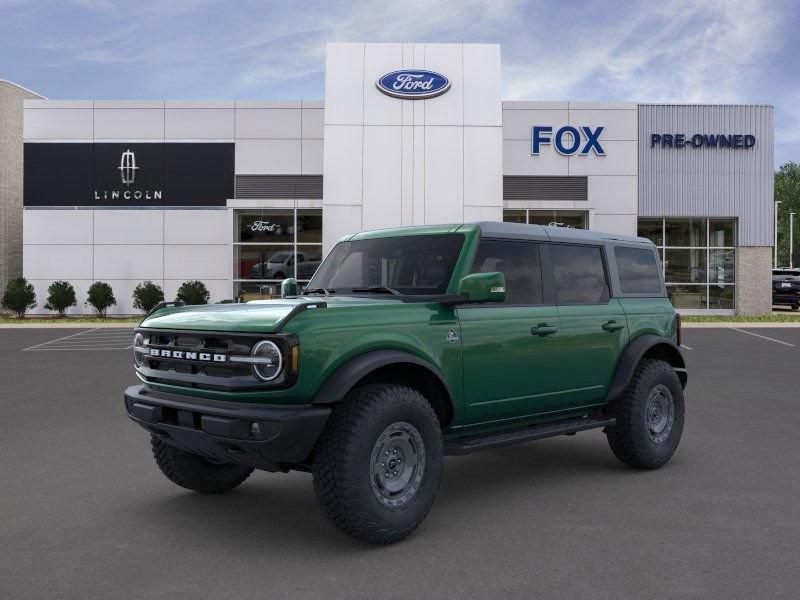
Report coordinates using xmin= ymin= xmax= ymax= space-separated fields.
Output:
xmin=469 ymin=221 xmax=653 ymax=245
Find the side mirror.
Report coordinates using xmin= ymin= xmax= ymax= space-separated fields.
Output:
xmin=457 ymin=272 xmax=506 ymax=303
xmin=280 ymin=278 xmax=298 ymax=298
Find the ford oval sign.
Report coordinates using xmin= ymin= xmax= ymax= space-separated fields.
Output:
xmin=376 ymin=70 xmax=450 ymax=99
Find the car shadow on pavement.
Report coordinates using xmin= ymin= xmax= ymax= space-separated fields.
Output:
xmin=124 ymin=433 xmax=659 ymax=552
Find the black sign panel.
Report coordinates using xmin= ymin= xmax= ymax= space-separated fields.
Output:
xmin=24 ymin=143 xmax=234 ymax=207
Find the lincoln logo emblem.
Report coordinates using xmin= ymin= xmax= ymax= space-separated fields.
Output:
xmin=118 ymin=149 xmax=138 ymax=186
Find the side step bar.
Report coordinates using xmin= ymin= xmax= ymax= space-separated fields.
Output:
xmin=444 ymin=416 xmax=616 ymax=456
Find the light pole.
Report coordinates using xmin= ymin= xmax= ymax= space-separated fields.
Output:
xmin=791 ymin=212 xmax=796 ymax=269
xmin=775 ymin=200 xmax=782 ymax=268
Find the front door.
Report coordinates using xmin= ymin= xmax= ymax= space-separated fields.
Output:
xmin=547 ymin=243 xmax=629 ymax=409
xmin=458 ymin=239 xmax=564 ymax=428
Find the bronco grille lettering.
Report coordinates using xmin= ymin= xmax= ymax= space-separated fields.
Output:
xmin=149 ymin=348 xmax=227 ymax=363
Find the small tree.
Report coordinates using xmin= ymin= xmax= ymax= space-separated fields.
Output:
xmin=176 ymin=280 xmax=210 ymax=305
xmin=45 ymin=280 xmax=77 ymax=317
xmin=86 ymin=282 xmax=116 ymax=317
xmin=1 ymin=277 xmax=36 ymax=318
xmin=133 ymin=281 xmax=165 ymax=313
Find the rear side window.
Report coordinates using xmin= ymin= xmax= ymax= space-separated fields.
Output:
xmin=615 ymin=246 xmax=663 ymax=294
xmin=550 ymin=244 xmax=609 ymax=304
xmin=471 ymin=240 xmax=543 ymax=304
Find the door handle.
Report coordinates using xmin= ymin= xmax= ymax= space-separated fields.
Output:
xmin=602 ymin=320 xmax=625 ymax=332
xmin=531 ymin=324 xmax=558 ymax=337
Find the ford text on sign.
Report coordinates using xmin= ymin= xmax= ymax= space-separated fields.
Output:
xmin=532 ymin=126 xmax=605 ymax=156
xmin=376 ymin=70 xmax=450 ymax=99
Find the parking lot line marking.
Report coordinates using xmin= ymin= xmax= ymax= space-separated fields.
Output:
xmin=54 ymin=335 xmax=133 ymax=342
xmin=66 ymin=331 xmax=132 ymax=336
xmin=729 ymin=327 xmax=796 ymax=347
xmin=21 ymin=328 xmax=134 ymax=351
xmin=680 ymin=344 xmax=693 ymax=350
xmin=43 ymin=339 xmax=131 ymax=344
xmin=27 ymin=347 xmax=132 ymax=351
xmin=22 ymin=328 xmax=99 ymax=351
xmin=50 ymin=341 xmax=134 ymax=346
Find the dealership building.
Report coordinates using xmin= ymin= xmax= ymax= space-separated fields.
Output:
xmin=3 ymin=42 xmax=775 ymax=314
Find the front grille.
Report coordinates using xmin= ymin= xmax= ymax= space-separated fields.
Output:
xmin=135 ymin=328 xmax=297 ymax=391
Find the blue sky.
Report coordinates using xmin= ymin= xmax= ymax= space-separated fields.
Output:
xmin=2 ymin=0 xmax=799 ymax=166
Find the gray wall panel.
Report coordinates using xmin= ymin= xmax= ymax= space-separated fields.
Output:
xmin=638 ymin=104 xmax=774 ymax=246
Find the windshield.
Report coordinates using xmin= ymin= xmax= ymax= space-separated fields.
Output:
xmin=307 ymin=234 xmax=465 ymax=295
xmin=268 ymin=252 xmax=292 ymax=262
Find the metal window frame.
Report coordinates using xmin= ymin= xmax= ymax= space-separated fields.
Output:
xmin=642 ymin=217 xmax=738 ymax=310
xmin=232 ymin=208 xmax=323 ymax=298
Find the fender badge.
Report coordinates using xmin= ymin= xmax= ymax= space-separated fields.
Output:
xmin=446 ymin=329 xmax=459 ymax=343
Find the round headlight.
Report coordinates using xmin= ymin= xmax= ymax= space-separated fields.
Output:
xmin=251 ymin=340 xmax=283 ymax=381
xmin=133 ymin=333 xmax=145 ymax=367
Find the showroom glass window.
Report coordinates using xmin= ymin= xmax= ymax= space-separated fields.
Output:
xmin=637 ymin=218 xmax=736 ymax=310
xmin=503 ymin=209 xmax=588 ymax=229
xmin=234 ymin=209 xmax=322 ymax=300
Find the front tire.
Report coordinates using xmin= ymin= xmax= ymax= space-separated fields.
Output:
xmin=605 ymin=358 xmax=685 ymax=469
xmin=312 ymin=384 xmax=443 ymax=544
xmin=151 ymin=435 xmax=253 ymax=494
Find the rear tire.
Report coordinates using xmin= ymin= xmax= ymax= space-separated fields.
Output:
xmin=151 ymin=435 xmax=253 ymax=494
xmin=605 ymin=358 xmax=684 ymax=469
xmin=312 ymin=384 xmax=443 ymax=545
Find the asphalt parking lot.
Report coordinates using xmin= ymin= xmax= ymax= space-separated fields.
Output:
xmin=2 ymin=327 xmax=799 ymax=599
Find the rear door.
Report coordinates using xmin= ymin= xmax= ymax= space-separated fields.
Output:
xmin=458 ymin=239 xmax=563 ymax=426
xmin=546 ymin=243 xmax=628 ymax=409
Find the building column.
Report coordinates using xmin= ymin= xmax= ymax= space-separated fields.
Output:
xmin=736 ymin=246 xmax=772 ymax=315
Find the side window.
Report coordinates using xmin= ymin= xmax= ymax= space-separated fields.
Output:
xmin=470 ymin=240 xmax=543 ymax=304
xmin=614 ymin=246 xmax=663 ymax=294
xmin=550 ymin=244 xmax=609 ymax=304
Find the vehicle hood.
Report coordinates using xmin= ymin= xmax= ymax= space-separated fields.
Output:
xmin=139 ymin=296 xmax=404 ymax=333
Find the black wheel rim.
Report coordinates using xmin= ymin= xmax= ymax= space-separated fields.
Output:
xmin=646 ymin=384 xmax=675 ymax=444
xmin=369 ymin=421 xmax=426 ymax=508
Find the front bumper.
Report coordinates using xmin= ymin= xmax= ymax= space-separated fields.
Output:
xmin=124 ymin=385 xmax=330 ymax=471
xmin=773 ymin=292 xmax=800 ymax=305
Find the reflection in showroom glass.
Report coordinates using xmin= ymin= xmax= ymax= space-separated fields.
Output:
xmin=667 ymin=284 xmax=707 ymax=309
xmin=503 ymin=209 xmax=588 ymax=229
xmin=638 ymin=218 xmax=737 ymax=310
xmin=665 ymin=249 xmax=707 ymax=283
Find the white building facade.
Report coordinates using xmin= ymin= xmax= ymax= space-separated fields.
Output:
xmin=19 ymin=42 xmax=774 ymax=315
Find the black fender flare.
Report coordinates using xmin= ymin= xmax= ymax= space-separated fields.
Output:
xmin=605 ymin=334 xmax=687 ymax=403
xmin=311 ymin=349 xmax=455 ymax=415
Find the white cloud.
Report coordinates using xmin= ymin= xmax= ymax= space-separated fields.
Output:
xmin=3 ymin=0 xmax=797 ymax=162
xmin=502 ymin=0 xmax=784 ymax=103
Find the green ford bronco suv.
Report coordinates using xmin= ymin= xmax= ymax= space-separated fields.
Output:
xmin=125 ymin=222 xmax=686 ymax=544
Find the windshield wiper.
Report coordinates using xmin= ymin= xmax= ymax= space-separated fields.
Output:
xmin=303 ymin=287 xmax=334 ymax=296
xmin=350 ymin=286 xmax=402 ymax=295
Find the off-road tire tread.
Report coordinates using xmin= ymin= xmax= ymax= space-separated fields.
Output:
xmin=151 ymin=435 xmax=253 ymax=494
xmin=312 ymin=384 xmax=443 ymax=545
xmin=606 ymin=358 xmax=684 ymax=469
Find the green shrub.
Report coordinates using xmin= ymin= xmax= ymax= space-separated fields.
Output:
xmin=44 ymin=280 xmax=77 ymax=316
xmin=132 ymin=281 xmax=165 ymax=313
xmin=86 ymin=282 xmax=116 ymax=317
xmin=176 ymin=280 xmax=210 ymax=305
xmin=1 ymin=277 xmax=36 ymax=318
